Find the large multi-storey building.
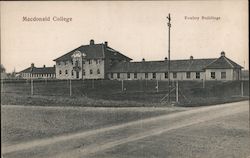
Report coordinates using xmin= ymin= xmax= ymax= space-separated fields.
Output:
xmin=53 ymin=40 xmax=131 ymax=79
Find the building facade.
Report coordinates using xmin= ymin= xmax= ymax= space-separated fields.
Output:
xmin=53 ymin=40 xmax=242 ymax=81
xmin=108 ymin=52 xmax=242 ymax=81
xmin=19 ymin=63 xmax=56 ymax=79
xmin=53 ymin=40 xmax=131 ymax=79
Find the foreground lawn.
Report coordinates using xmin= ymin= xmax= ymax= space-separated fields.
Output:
xmin=1 ymin=105 xmax=185 ymax=146
xmin=89 ymin=110 xmax=250 ymax=158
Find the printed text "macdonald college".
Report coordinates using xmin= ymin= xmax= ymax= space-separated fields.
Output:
xmin=22 ymin=16 xmax=72 ymax=23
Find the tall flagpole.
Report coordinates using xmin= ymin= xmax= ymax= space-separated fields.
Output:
xmin=167 ymin=13 xmax=171 ymax=103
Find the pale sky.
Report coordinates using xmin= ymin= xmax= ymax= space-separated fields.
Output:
xmin=1 ymin=1 xmax=248 ymax=72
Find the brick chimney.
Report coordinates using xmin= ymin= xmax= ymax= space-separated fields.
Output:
xmin=90 ymin=39 xmax=95 ymax=45
xmin=104 ymin=41 xmax=108 ymax=47
xmin=164 ymin=57 xmax=168 ymax=61
xmin=31 ymin=63 xmax=34 ymax=68
xmin=221 ymin=51 xmax=225 ymax=57
xmin=43 ymin=65 xmax=46 ymax=68
xmin=142 ymin=58 xmax=145 ymax=62
xmin=190 ymin=56 xmax=193 ymax=60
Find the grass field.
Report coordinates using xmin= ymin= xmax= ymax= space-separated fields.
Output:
xmin=1 ymin=79 xmax=249 ymax=107
xmin=1 ymin=105 xmax=185 ymax=146
xmin=2 ymin=101 xmax=249 ymax=158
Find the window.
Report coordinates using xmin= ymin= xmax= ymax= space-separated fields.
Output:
xmin=75 ymin=60 xmax=79 ymax=67
xmin=97 ymin=69 xmax=100 ymax=74
xmin=134 ymin=73 xmax=137 ymax=79
xmin=153 ymin=73 xmax=156 ymax=79
xmin=127 ymin=73 xmax=130 ymax=79
xmin=59 ymin=70 xmax=62 ymax=75
xmin=58 ymin=62 xmax=61 ymax=66
xmin=196 ymin=72 xmax=200 ymax=79
xmin=165 ymin=72 xmax=168 ymax=79
xmin=211 ymin=72 xmax=216 ymax=79
xmin=65 ymin=70 xmax=68 ymax=75
xmin=96 ymin=59 xmax=100 ymax=64
xmin=83 ymin=69 xmax=85 ymax=76
xmin=111 ymin=73 xmax=113 ymax=78
xmin=71 ymin=70 xmax=74 ymax=76
xmin=173 ymin=72 xmax=177 ymax=78
xmin=145 ymin=73 xmax=148 ymax=78
xmin=186 ymin=72 xmax=191 ymax=79
xmin=71 ymin=60 xmax=73 ymax=65
xmin=64 ymin=61 xmax=67 ymax=65
xmin=221 ymin=72 xmax=226 ymax=79
xmin=90 ymin=69 xmax=93 ymax=74
xmin=89 ymin=60 xmax=92 ymax=64
xmin=117 ymin=73 xmax=120 ymax=79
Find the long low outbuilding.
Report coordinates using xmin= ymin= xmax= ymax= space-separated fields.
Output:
xmin=108 ymin=51 xmax=242 ymax=81
xmin=19 ymin=63 xmax=56 ymax=79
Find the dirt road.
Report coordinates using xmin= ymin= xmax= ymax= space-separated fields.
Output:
xmin=2 ymin=101 xmax=249 ymax=158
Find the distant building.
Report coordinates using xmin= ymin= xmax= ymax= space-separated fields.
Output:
xmin=53 ymin=39 xmax=131 ymax=79
xmin=19 ymin=63 xmax=56 ymax=79
xmin=108 ymin=52 xmax=243 ymax=81
xmin=53 ymin=40 xmax=243 ymax=81
xmin=203 ymin=52 xmax=242 ymax=80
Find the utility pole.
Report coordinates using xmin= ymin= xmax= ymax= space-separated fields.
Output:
xmin=167 ymin=13 xmax=171 ymax=103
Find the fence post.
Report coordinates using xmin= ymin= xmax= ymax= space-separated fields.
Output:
xmin=69 ymin=79 xmax=72 ymax=96
xmin=241 ymin=81 xmax=244 ymax=97
xmin=156 ymin=80 xmax=159 ymax=92
xmin=121 ymin=80 xmax=124 ymax=92
xmin=31 ymin=79 xmax=34 ymax=95
xmin=176 ymin=81 xmax=179 ymax=102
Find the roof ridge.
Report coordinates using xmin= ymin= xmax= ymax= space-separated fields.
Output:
xmin=131 ymin=58 xmax=216 ymax=63
xmin=204 ymin=57 xmax=220 ymax=68
xmin=223 ymin=56 xmax=234 ymax=68
xmin=224 ymin=56 xmax=243 ymax=68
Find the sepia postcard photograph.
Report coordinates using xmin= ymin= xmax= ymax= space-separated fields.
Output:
xmin=1 ymin=0 xmax=249 ymax=158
